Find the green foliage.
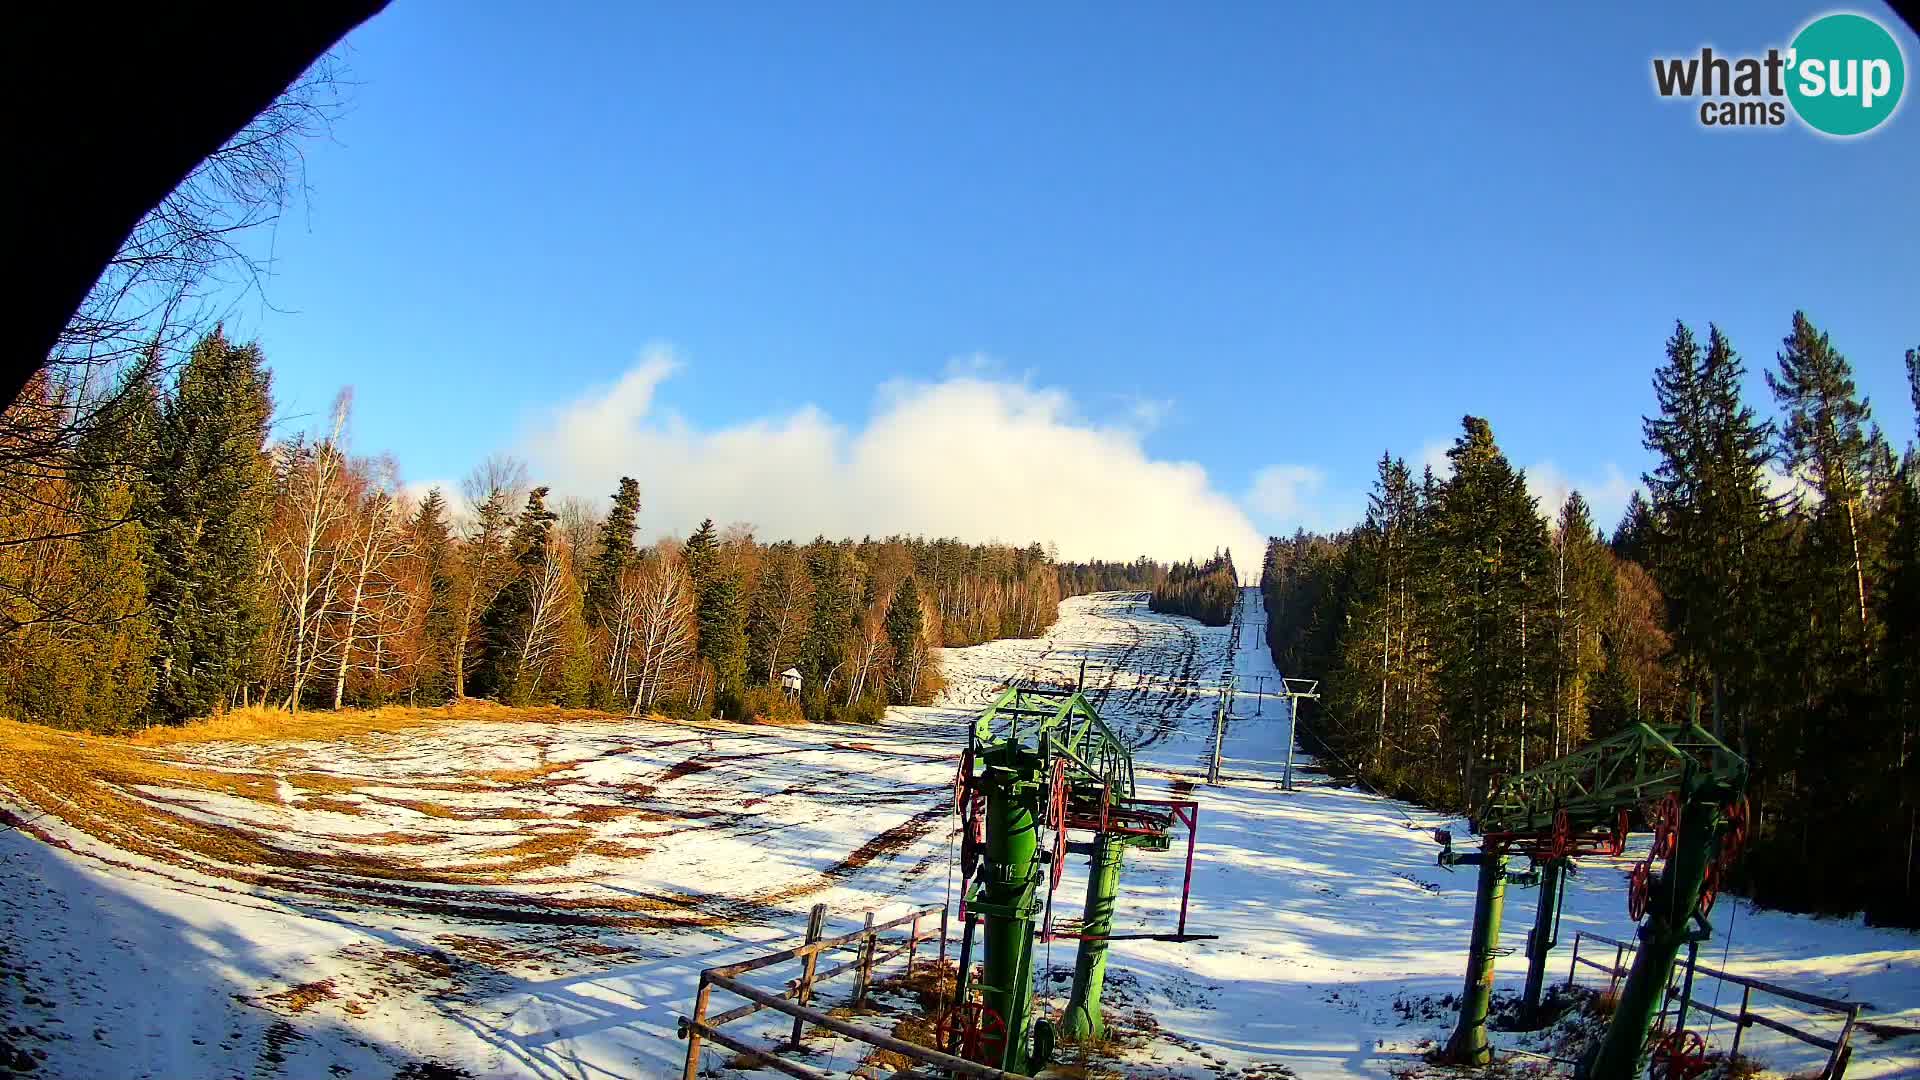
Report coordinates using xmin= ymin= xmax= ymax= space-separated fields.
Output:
xmin=141 ymin=330 xmax=275 ymax=723
xmin=1058 ymin=558 xmax=1167 ymax=598
xmin=1264 ymin=315 xmax=1920 ymax=926
xmin=474 ymin=487 xmax=560 ymax=703
xmin=410 ymin=489 xmax=459 ymax=703
xmin=685 ymin=518 xmax=747 ymax=700
xmin=733 ymin=685 xmax=805 ymax=725
xmin=583 ymin=477 xmax=640 ymax=630
xmin=1149 ymin=551 xmax=1238 ymax=625
xmin=885 ymin=575 xmax=926 ymax=704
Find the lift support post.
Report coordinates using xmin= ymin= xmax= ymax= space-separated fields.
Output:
xmin=1441 ymin=846 xmax=1512 ymax=1065
xmin=1436 ymin=719 xmax=1745 ymax=1079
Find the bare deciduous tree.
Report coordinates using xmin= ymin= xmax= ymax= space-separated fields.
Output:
xmin=627 ymin=545 xmax=697 ymax=714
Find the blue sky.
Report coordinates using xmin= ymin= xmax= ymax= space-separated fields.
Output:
xmin=222 ymin=2 xmax=1919 ymax=563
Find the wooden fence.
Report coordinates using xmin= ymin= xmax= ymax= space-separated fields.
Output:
xmin=1567 ymin=930 xmax=1862 ymax=1078
xmin=678 ymin=901 xmax=1034 ymax=1080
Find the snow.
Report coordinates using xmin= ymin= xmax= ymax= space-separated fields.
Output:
xmin=2 ymin=590 xmax=1916 ymax=1079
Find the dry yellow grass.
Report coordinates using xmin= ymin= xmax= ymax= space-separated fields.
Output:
xmin=475 ymin=761 xmax=574 ymax=785
xmin=0 ymin=705 xmax=677 ymax=897
xmin=126 ymin=700 xmax=675 ymax=749
xmin=0 ymin=704 xmax=807 ymax=926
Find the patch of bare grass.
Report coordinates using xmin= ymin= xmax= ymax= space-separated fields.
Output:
xmin=258 ymin=977 xmax=338 ymax=1014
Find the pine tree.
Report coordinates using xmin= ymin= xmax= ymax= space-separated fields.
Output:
xmin=410 ymin=488 xmax=459 ymax=703
xmin=1876 ymin=446 xmax=1919 ymax=922
xmin=1642 ymin=322 xmax=1782 ymax=741
xmin=1548 ymin=492 xmax=1612 ymax=755
xmin=1612 ymin=491 xmax=1654 ymax=564
xmin=1768 ymin=312 xmax=1881 ymax=633
xmin=583 ymin=477 xmax=641 ymax=630
xmin=684 ymin=518 xmax=746 ymax=712
xmin=453 ymin=487 xmax=515 ymax=698
xmin=474 ymin=487 xmax=559 ymax=702
xmin=583 ymin=477 xmax=641 ymax=706
xmin=141 ymin=330 xmax=274 ymax=723
xmin=885 ymin=574 xmax=927 ymax=704
xmin=802 ymin=540 xmax=855 ymax=708
xmin=1427 ymin=416 xmax=1551 ymax=804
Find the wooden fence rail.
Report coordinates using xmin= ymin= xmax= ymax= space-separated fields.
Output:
xmin=679 ymin=902 xmax=1033 ymax=1080
xmin=1566 ymin=930 xmax=1861 ymax=1079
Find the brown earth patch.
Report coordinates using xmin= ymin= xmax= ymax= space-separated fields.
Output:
xmin=258 ymin=977 xmax=338 ymax=1014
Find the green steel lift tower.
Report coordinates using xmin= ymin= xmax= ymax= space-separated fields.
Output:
xmin=946 ymin=686 xmax=1202 ymax=1073
xmin=1434 ymin=717 xmax=1747 ymax=1079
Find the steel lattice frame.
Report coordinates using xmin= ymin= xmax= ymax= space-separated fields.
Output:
xmin=1477 ymin=722 xmax=1747 ymax=835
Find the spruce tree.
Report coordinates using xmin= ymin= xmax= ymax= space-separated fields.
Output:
xmin=1548 ymin=491 xmax=1612 ymax=754
xmin=802 ymin=540 xmax=854 ymax=705
xmin=411 ymin=488 xmax=459 ymax=703
xmin=583 ymin=477 xmax=640 ymax=630
xmin=474 ymin=487 xmax=558 ymax=702
xmin=1612 ymin=491 xmax=1654 ymax=564
xmin=1768 ymin=312 xmax=1880 ymax=632
xmin=1427 ymin=416 xmax=1551 ymax=804
xmin=885 ymin=574 xmax=925 ymax=704
xmin=1642 ymin=322 xmax=1782 ymax=739
xmin=684 ymin=518 xmax=746 ymax=711
xmin=141 ymin=330 xmax=274 ymax=723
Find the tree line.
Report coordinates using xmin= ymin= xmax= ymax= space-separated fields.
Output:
xmin=1262 ymin=313 xmax=1918 ymax=926
xmin=0 ymin=330 xmax=1065 ymax=732
xmin=1057 ymin=557 xmax=1169 ymax=599
xmin=1149 ymin=552 xmax=1240 ymax=626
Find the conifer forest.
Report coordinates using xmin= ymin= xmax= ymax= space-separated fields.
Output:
xmin=1263 ymin=316 xmax=1920 ymax=926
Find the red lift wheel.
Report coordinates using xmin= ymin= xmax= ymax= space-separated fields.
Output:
xmin=1720 ymin=795 xmax=1750 ymax=866
xmin=1627 ymin=860 xmax=1652 ymax=921
xmin=938 ymin=1001 xmax=1008 ymax=1064
xmin=1650 ymin=1027 xmax=1708 ymax=1080
xmin=1697 ymin=860 xmax=1719 ymax=918
xmin=1609 ymin=807 xmax=1631 ymax=857
xmin=1651 ymin=793 xmax=1681 ymax=860
xmin=1551 ymin=808 xmax=1572 ymax=861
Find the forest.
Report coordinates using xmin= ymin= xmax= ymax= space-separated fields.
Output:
xmin=1057 ymin=557 xmax=1168 ymax=598
xmin=1263 ymin=313 xmax=1919 ymax=926
xmin=1149 ymin=552 xmax=1241 ymax=626
xmin=0 ymin=331 xmax=1065 ymax=733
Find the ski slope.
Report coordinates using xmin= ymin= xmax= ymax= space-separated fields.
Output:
xmin=1 ymin=590 xmax=1915 ymax=1079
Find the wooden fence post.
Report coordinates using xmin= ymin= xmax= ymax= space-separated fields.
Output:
xmin=908 ymin=912 xmax=922 ymax=978
xmin=789 ymin=903 xmax=828 ymax=1047
xmin=1730 ymin=984 xmax=1752 ymax=1059
xmin=1829 ymin=1003 xmax=1859 ymax=1079
xmin=682 ymin=975 xmax=713 ymax=1080
xmin=855 ymin=910 xmax=878 ymax=1007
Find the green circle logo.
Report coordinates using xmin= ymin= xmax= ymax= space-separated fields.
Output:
xmin=1787 ymin=13 xmax=1906 ymax=136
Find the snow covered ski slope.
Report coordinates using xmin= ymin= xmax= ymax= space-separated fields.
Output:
xmin=1 ymin=590 xmax=1915 ymax=1078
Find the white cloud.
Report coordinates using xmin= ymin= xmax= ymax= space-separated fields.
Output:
xmin=1242 ymin=464 xmax=1356 ymax=535
xmin=1418 ymin=439 xmax=1455 ymax=481
xmin=1524 ymin=461 xmax=1637 ymax=529
xmin=522 ymin=347 xmax=1265 ymax=568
